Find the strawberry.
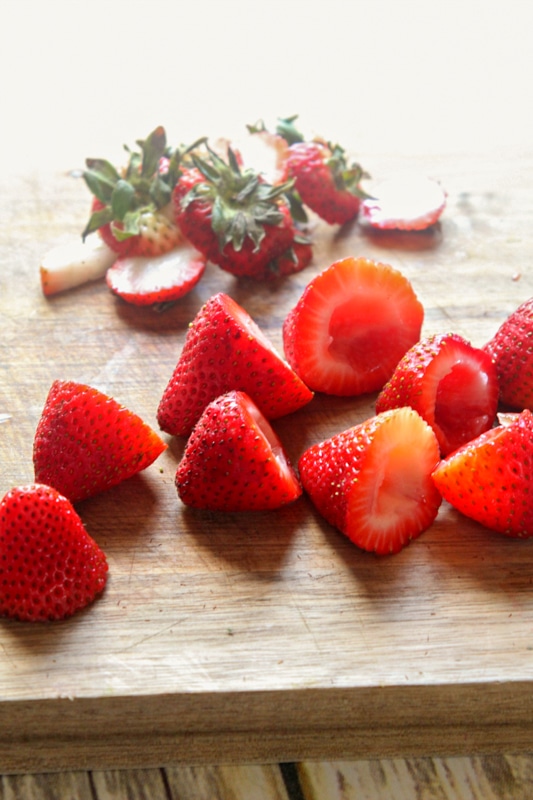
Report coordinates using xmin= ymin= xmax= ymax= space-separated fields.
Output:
xmin=432 ymin=410 xmax=533 ymax=538
xmin=33 ymin=380 xmax=167 ymax=503
xmin=282 ymin=256 xmax=424 ymax=396
xmin=376 ymin=333 xmax=499 ymax=455
xmin=40 ymin=237 xmax=116 ymax=296
xmin=176 ymin=391 xmax=302 ymax=511
xmin=483 ymin=297 xmax=533 ymax=410
xmin=105 ymin=242 xmax=207 ymax=307
xmin=172 ymin=146 xmax=296 ymax=279
xmin=361 ymin=172 xmax=446 ymax=231
xmin=0 ymin=484 xmax=108 ymax=622
xmin=298 ymin=407 xmax=442 ymax=555
xmin=157 ymin=292 xmax=314 ymax=437
xmin=261 ymin=238 xmax=313 ymax=281
xmin=82 ymin=126 xmax=199 ymax=257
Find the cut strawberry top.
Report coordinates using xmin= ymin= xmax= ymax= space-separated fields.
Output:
xmin=282 ymin=257 xmax=424 ymax=396
xmin=361 ymin=172 xmax=446 ymax=231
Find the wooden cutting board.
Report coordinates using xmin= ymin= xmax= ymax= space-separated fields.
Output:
xmin=1 ymin=150 xmax=533 ymax=774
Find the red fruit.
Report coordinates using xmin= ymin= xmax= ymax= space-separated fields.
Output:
xmin=376 ymin=333 xmax=499 ymax=455
xmin=176 ymin=391 xmax=302 ymax=511
xmin=284 ymin=140 xmax=367 ymax=225
xmin=0 ymin=484 xmax=108 ymax=622
xmin=361 ymin=172 xmax=446 ymax=231
xmin=173 ymin=148 xmax=296 ymax=279
xmin=299 ymin=407 xmax=442 ymax=555
xmin=432 ymin=410 xmax=533 ymax=537
xmin=33 ymin=380 xmax=167 ymax=503
xmin=106 ymin=243 xmax=207 ymax=306
xmin=483 ymin=297 xmax=533 ymax=410
xmin=282 ymin=256 xmax=424 ymax=396
xmin=157 ymin=292 xmax=313 ymax=437
xmin=261 ymin=239 xmax=314 ymax=281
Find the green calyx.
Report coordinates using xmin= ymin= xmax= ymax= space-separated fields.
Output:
xmin=325 ymin=142 xmax=371 ymax=199
xmin=182 ymin=146 xmax=295 ymax=252
xmin=82 ymin=126 xmax=206 ymax=242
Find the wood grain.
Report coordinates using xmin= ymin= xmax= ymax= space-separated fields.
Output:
xmin=1 ymin=151 xmax=533 ymax=773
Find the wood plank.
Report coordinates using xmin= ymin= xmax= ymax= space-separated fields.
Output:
xmin=165 ymin=764 xmax=289 ymax=800
xmin=91 ymin=768 xmax=168 ymax=800
xmin=0 ymin=771 xmax=93 ymax=800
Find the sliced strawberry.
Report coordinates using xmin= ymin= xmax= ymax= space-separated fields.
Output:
xmin=361 ymin=172 xmax=446 ymax=231
xmin=0 ymin=484 xmax=108 ymax=622
xmin=299 ymin=407 xmax=442 ymax=555
xmin=176 ymin=390 xmax=302 ymax=511
xmin=106 ymin=243 xmax=207 ymax=306
xmin=282 ymin=256 xmax=424 ymax=396
xmin=432 ymin=410 xmax=533 ymax=537
xmin=376 ymin=333 xmax=499 ymax=455
xmin=157 ymin=292 xmax=313 ymax=437
xmin=483 ymin=297 xmax=533 ymax=410
xmin=33 ymin=380 xmax=167 ymax=503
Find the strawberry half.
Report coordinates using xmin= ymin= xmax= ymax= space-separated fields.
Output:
xmin=483 ymin=297 xmax=533 ymax=410
xmin=282 ymin=256 xmax=424 ymax=396
xmin=105 ymin=242 xmax=207 ymax=307
xmin=157 ymin=292 xmax=314 ymax=437
xmin=176 ymin=390 xmax=302 ymax=511
xmin=376 ymin=333 xmax=499 ymax=455
xmin=33 ymin=381 xmax=167 ymax=503
xmin=432 ymin=410 xmax=533 ymax=537
xmin=0 ymin=484 xmax=108 ymax=622
xmin=360 ymin=172 xmax=446 ymax=231
xmin=298 ymin=407 xmax=442 ymax=555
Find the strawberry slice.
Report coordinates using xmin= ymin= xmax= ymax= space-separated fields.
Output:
xmin=361 ymin=172 xmax=446 ymax=231
xmin=376 ymin=333 xmax=499 ymax=455
xmin=40 ymin=237 xmax=116 ymax=296
xmin=0 ymin=484 xmax=108 ymax=621
xmin=33 ymin=380 xmax=167 ymax=503
xmin=176 ymin=390 xmax=302 ymax=511
xmin=483 ymin=297 xmax=533 ymax=410
xmin=105 ymin=243 xmax=207 ymax=306
xmin=157 ymin=292 xmax=314 ymax=437
xmin=282 ymin=256 xmax=424 ymax=396
xmin=298 ymin=407 xmax=442 ymax=555
xmin=432 ymin=410 xmax=533 ymax=537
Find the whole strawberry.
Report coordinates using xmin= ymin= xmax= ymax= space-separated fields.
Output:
xmin=0 ymin=484 xmax=108 ymax=622
xmin=299 ymin=407 xmax=442 ymax=555
xmin=33 ymin=380 xmax=167 ymax=503
xmin=176 ymin=391 xmax=302 ymax=511
xmin=173 ymin=146 xmax=297 ymax=279
xmin=157 ymin=292 xmax=313 ymax=437
xmin=483 ymin=297 xmax=533 ymax=410
xmin=432 ymin=410 xmax=533 ymax=537
xmin=376 ymin=332 xmax=499 ymax=455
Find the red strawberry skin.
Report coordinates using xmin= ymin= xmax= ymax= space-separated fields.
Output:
xmin=176 ymin=391 xmax=302 ymax=511
xmin=285 ymin=141 xmax=361 ymax=225
xmin=432 ymin=410 xmax=533 ymax=537
xmin=298 ymin=407 xmax=442 ymax=555
xmin=33 ymin=381 xmax=167 ymax=503
xmin=376 ymin=333 xmax=499 ymax=455
xmin=483 ymin=297 xmax=533 ymax=410
xmin=0 ymin=484 xmax=108 ymax=622
xmin=157 ymin=292 xmax=314 ymax=437
xmin=282 ymin=256 xmax=424 ymax=396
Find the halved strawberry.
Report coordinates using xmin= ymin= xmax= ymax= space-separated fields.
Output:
xmin=40 ymin=237 xmax=116 ymax=296
xmin=157 ymin=292 xmax=313 ymax=437
xmin=483 ymin=297 xmax=533 ymax=410
xmin=176 ymin=390 xmax=302 ymax=511
xmin=298 ymin=407 xmax=442 ymax=555
xmin=0 ymin=484 xmax=108 ymax=622
xmin=33 ymin=380 xmax=167 ymax=503
xmin=106 ymin=243 xmax=207 ymax=306
xmin=432 ymin=410 xmax=533 ymax=537
xmin=361 ymin=172 xmax=446 ymax=231
xmin=376 ymin=333 xmax=499 ymax=455
xmin=282 ymin=256 xmax=424 ymax=396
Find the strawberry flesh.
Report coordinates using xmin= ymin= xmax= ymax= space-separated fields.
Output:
xmin=361 ymin=173 xmax=446 ymax=231
xmin=0 ymin=484 xmax=108 ymax=622
xmin=176 ymin=391 xmax=302 ymax=511
xmin=432 ymin=409 xmax=533 ymax=537
xmin=282 ymin=256 xmax=424 ymax=396
xmin=376 ymin=333 xmax=499 ymax=455
xmin=299 ymin=407 xmax=442 ymax=554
